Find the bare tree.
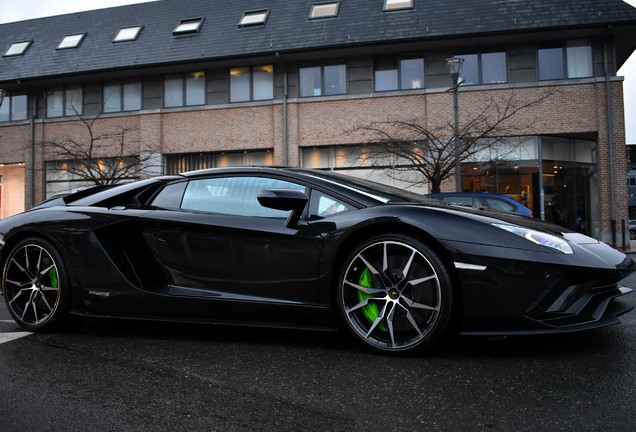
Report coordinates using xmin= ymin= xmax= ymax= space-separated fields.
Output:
xmin=39 ymin=107 xmax=158 ymax=187
xmin=352 ymin=90 xmax=555 ymax=193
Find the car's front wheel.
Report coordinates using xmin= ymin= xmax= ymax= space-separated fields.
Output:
xmin=2 ymin=237 xmax=70 ymax=332
xmin=337 ymin=233 xmax=454 ymax=355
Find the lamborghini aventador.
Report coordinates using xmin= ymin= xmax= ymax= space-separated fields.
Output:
xmin=0 ymin=167 xmax=633 ymax=354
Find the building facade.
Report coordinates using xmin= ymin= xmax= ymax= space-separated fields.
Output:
xmin=1 ymin=0 xmax=635 ymax=245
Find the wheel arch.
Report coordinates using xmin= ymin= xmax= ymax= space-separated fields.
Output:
xmin=329 ymin=221 xmax=464 ymax=331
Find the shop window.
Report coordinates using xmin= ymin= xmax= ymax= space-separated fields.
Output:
xmin=0 ymin=94 xmax=27 ymax=122
xmin=374 ymin=56 xmax=424 ymax=91
xmin=104 ymin=80 xmax=142 ymax=112
xmin=164 ymin=72 xmax=206 ymax=108
xmin=299 ymin=64 xmax=346 ymax=97
xmin=164 ymin=150 xmax=273 ymax=174
xmin=46 ymin=87 xmax=83 ymax=118
xmin=229 ymin=65 xmax=274 ymax=102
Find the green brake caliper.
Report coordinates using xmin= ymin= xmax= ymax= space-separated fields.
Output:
xmin=49 ymin=267 xmax=59 ymax=289
xmin=357 ymin=267 xmax=387 ymax=332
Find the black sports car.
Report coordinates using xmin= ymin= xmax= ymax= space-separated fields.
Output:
xmin=0 ymin=167 xmax=633 ymax=354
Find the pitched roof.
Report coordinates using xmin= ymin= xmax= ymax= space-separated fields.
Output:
xmin=1 ymin=0 xmax=636 ymax=83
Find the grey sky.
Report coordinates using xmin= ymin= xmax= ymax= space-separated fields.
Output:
xmin=1 ymin=0 xmax=635 ymax=143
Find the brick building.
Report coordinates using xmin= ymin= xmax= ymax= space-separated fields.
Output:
xmin=0 ymin=0 xmax=635 ymax=244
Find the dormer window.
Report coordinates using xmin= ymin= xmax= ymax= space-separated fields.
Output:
xmin=384 ymin=0 xmax=413 ymax=11
xmin=114 ymin=26 xmax=143 ymax=42
xmin=4 ymin=41 xmax=32 ymax=57
xmin=310 ymin=2 xmax=340 ymax=19
xmin=58 ymin=33 xmax=86 ymax=50
xmin=239 ymin=10 xmax=269 ymax=27
xmin=173 ymin=18 xmax=203 ymax=35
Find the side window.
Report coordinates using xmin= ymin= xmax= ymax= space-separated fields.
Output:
xmin=441 ymin=196 xmax=474 ymax=206
xmin=150 ymin=182 xmax=187 ymax=209
xmin=482 ymin=197 xmax=515 ymax=212
xmin=181 ymin=176 xmax=306 ymax=218
xmin=308 ymin=190 xmax=355 ymax=219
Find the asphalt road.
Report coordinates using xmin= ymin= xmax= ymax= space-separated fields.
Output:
xmin=2 ymin=267 xmax=636 ymax=432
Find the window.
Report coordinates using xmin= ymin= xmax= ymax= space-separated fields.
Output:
xmin=374 ymin=56 xmax=424 ymax=91
xmin=308 ymin=190 xmax=354 ymax=219
xmin=239 ymin=10 xmax=269 ymax=26
xmin=104 ymin=80 xmax=142 ymax=112
xmin=180 ymin=177 xmax=305 ymax=218
xmin=538 ymin=40 xmax=593 ymax=80
xmin=457 ymin=52 xmax=507 ymax=85
xmin=164 ymin=72 xmax=206 ymax=108
xmin=384 ymin=0 xmax=413 ymax=11
xmin=165 ymin=151 xmax=273 ymax=174
xmin=173 ymin=18 xmax=203 ymax=34
xmin=0 ymin=93 xmax=27 ymax=122
xmin=114 ymin=26 xmax=143 ymax=42
xmin=4 ymin=41 xmax=32 ymax=57
xmin=230 ymin=65 xmax=274 ymax=102
xmin=58 ymin=33 xmax=85 ymax=49
xmin=46 ymin=87 xmax=83 ymax=118
xmin=310 ymin=2 xmax=339 ymax=19
xmin=299 ymin=64 xmax=346 ymax=97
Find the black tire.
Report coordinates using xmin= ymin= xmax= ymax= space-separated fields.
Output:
xmin=2 ymin=237 xmax=70 ymax=332
xmin=337 ymin=233 xmax=454 ymax=355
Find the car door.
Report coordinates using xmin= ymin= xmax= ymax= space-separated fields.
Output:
xmin=140 ymin=175 xmax=324 ymax=305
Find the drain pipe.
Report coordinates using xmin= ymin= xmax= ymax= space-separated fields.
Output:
xmin=29 ymin=94 xmax=37 ymax=208
xmin=276 ymin=53 xmax=289 ymax=166
xmin=603 ymin=35 xmax=617 ymax=246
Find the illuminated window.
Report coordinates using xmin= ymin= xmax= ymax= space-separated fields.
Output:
xmin=58 ymin=33 xmax=85 ymax=49
xmin=114 ymin=26 xmax=143 ymax=42
xmin=384 ymin=0 xmax=413 ymax=11
xmin=239 ymin=10 xmax=269 ymax=26
xmin=173 ymin=18 xmax=203 ymax=34
xmin=4 ymin=41 xmax=32 ymax=56
xmin=310 ymin=2 xmax=339 ymax=19
xmin=230 ymin=65 xmax=274 ymax=102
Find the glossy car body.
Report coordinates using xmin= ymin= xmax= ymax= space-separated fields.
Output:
xmin=0 ymin=167 xmax=633 ymax=354
xmin=427 ymin=192 xmax=533 ymax=217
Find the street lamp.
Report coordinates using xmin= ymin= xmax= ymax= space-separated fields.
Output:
xmin=0 ymin=89 xmax=7 ymax=108
xmin=446 ymin=57 xmax=464 ymax=192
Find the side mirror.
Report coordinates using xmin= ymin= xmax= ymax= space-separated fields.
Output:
xmin=257 ymin=189 xmax=309 ymax=227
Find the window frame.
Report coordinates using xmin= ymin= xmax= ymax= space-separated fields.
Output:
xmin=229 ymin=65 xmax=274 ymax=102
xmin=57 ymin=33 xmax=86 ymax=50
xmin=309 ymin=2 xmax=340 ymax=19
xmin=103 ymin=80 xmax=143 ymax=113
xmin=238 ymin=10 xmax=269 ymax=27
xmin=173 ymin=18 xmax=204 ymax=35
xmin=299 ymin=63 xmax=347 ymax=97
xmin=538 ymin=40 xmax=593 ymax=81
xmin=163 ymin=72 xmax=206 ymax=108
xmin=374 ymin=55 xmax=425 ymax=92
xmin=46 ymin=86 xmax=83 ymax=118
xmin=384 ymin=0 xmax=414 ymax=11
xmin=455 ymin=51 xmax=508 ymax=85
xmin=113 ymin=26 xmax=143 ymax=43
xmin=0 ymin=93 xmax=28 ymax=122
xmin=4 ymin=40 xmax=32 ymax=57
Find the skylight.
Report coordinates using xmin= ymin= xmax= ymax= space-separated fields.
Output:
xmin=4 ymin=41 xmax=32 ymax=57
xmin=58 ymin=33 xmax=86 ymax=49
xmin=114 ymin=26 xmax=143 ymax=42
xmin=384 ymin=0 xmax=413 ymax=10
xmin=173 ymin=18 xmax=203 ymax=34
xmin=310 ymin=2 xmax=340 ymax=19
xmin=239 ymin=10 xmax=269 ymax=27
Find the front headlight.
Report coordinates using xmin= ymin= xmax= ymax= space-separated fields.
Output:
xmin=492 ymin=223 xmax=574 ymax=254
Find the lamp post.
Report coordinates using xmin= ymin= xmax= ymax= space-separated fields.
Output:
xmin=446 ymin=57 xmax=464 ymax=192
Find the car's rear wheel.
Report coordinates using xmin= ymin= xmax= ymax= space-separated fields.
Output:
xmin=337 ymin=234 xmax=454 ymax=355
xmin=2 ymin=238 xmax=70 ymax=332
